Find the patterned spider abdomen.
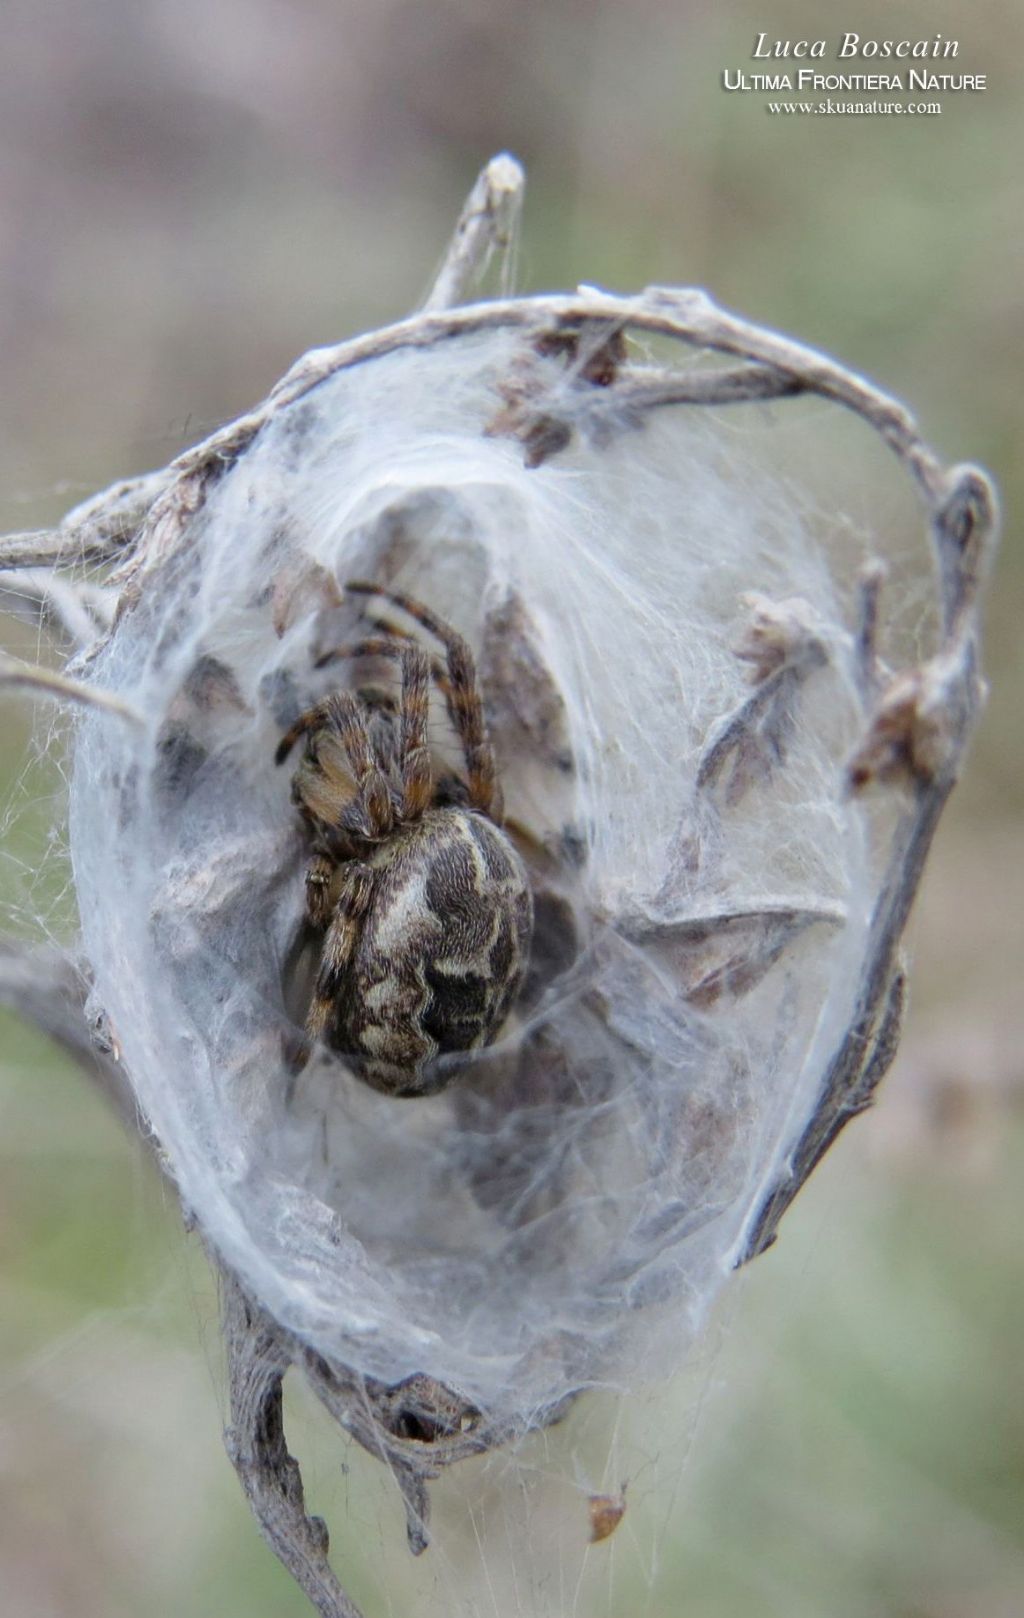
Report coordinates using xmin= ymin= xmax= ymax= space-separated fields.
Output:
xmin=334 ymin=808 xmax=533 ymax=1096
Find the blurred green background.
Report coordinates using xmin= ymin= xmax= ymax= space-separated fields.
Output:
xmin=1 ymin=2 xmax=1020 ymax=1615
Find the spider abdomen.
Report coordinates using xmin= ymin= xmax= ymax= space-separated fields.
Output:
xmin=335 ymin=808 xmax=533 ymax=1095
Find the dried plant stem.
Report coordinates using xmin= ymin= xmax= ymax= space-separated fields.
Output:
xmin=0 ymin=941 xmax=137 ymax=1129
xmin=853 ymin=560 xmax=887 ymax=702
xmin=222 ymin=1271 xmax=365 ymax=1618
xmin=0 ymin=468 xmax=171 ymax=572
xmin=0 ymin=649 xmax=143 ymax=723
xmin=0 ymin=567 xmax=114 ymax=645
xmin=742 ymin=671 xmax=984 ymax=1260
xmin=95 ymin=281 xmax=990 ymax=626
xmin=581 ymin=362 xmax=806 ymax=414
xmin=422 ymin=151 xmax=524 ymax=312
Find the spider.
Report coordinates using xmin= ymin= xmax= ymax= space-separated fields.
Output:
xmin=276 ymin=581 xmax=534 ymax=1097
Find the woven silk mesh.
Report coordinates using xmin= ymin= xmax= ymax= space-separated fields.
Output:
xmin=69 ymin=328 xmax=873 ymax=1424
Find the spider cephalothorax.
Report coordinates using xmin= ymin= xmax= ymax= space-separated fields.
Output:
xmin=276 ymin=582 xmax=534 ymax=1096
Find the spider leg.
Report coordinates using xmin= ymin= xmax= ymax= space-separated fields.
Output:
xmin=278 ymin=692 xmax=393 ymax=840
xmin=441 ymin=631 xmax=499 ymax=817
xmin=314 ymin=634 xmax=408 ymax=672
xmin=316 ymin=632 xmax=447 ymax=699
xmin=345 ymin=580 xmax=458 ymax=643
xmin=345 ymin=582 xmax=498 ymax=817
xmin=313 ymin=635 xmax=435 ymax=821
xmin=340 ymin=607 xmax=452 ymax=695
xmin=306 ymin=862 xmax=375 ymax=1043
xmin=397 ymin=643 xmax=433 ymax=820
xmin=321 ymin=691 xmax=394 ymax=839
xmin=304 ymin=848 xmax=335 ymax=929
xmin=619 ymin=902 xmax=845 ymax=1009
xmin=275 ymin=703 xmax=323 ymax=765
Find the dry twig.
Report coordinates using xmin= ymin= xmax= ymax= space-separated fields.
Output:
xmin=0 ymin=649 xmax=142 ymax=723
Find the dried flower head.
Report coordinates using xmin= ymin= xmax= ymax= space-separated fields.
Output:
xmin=0 ymin=157 xmax=995 ymax=1618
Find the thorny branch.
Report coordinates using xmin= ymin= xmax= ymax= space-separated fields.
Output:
xmin=0 ymin=155 xmax=996 ymax=1618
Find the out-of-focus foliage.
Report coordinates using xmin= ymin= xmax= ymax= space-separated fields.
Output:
xmin=1 ymin=1 xmax=1020 ymax=1614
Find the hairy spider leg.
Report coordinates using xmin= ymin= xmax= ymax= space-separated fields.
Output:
xmin=317 ymin=631 xmax=493 ymax=815
xmin=313 ymin=638 xmax=435 ymax=820
xmin=275 ymin=703 xmax=322 ymax=765
xmin=277 ymin=691 xmax=393 ymax=841
xmin=345 ymin=581 xmax=498 ymax=816
xmin=318 ymin=621 xmax=452 ymax=711
xmin=345 ymin=604 xmax=453 ymax=694
xmin=305 ymin=848 xmax=336 ymax=928
xmin=306 ymin=862 xmax=375 ymax=1042
xmin=397 ymin=643 xmax=433 ymax=818
xmin=320 ymin=622 xmax=465 ymax=804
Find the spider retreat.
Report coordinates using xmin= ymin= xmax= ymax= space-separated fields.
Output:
xmin=276 ymin=581 xmax=534 ymax=1097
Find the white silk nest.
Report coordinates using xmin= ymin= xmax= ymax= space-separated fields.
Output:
xmin=69 ymin=325 xmax=875 ymax=1425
